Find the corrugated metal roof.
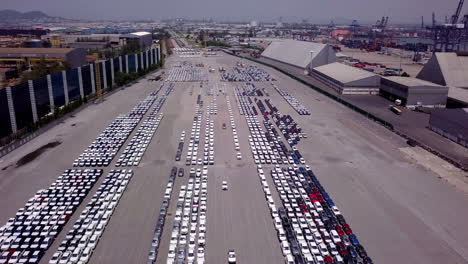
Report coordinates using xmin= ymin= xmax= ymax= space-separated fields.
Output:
xmin=312 ymin=62 xmax=378 ymax=84
xmin=383 ymin=76 xmax=445 ymax=87
xmin=261 ymin=40 xmax=327 ymax=69
xmin=435 ymin=52 xmax=468 ymax=88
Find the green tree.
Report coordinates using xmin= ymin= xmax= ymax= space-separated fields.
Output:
xmin=20 ymin=59 xmax=69 ymax=82
xmin=120 ymin=41 xmax=141 ymax=56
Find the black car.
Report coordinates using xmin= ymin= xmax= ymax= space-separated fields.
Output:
xmin=171 ymin=167 xmax=177 ymax=177
xmin=178 ymin=168 xmax=184 ymax=177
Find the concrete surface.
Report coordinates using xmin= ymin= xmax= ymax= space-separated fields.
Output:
xmin=0 ymin=53 xmax=468 ymax=264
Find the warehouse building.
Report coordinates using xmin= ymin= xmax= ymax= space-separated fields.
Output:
xmin=261 ymin=39 xmax=336 ymax=71
xmin=417 ymin=52 xmax=468 ymax=88
xmin=380 ymin=76 xmax=449 ymax=108
xmin=310 ymin=62 xmax=381 ymax=95
xmin=416 ymin=52 xmax=468 ymax=107
xmin=120 ymin=32 xmax=153 ymax=49
xmin=0 ymin=48 xmax=86 ymax=69
xmin=429 ymin=108 xmax=468 ymax=148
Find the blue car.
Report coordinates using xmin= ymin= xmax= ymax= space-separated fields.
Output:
xmin=349 ymin=234 xmax=360 ymax=246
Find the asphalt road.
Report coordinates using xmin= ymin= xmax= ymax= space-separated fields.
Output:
xmin=1 ymin=53 xmax=468 ymax=264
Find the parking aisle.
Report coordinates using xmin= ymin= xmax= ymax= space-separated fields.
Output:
xmin=204 ymin=76 xmax=284 ymax=264
xmin=84 ymin=80 xmax=196 ymax=264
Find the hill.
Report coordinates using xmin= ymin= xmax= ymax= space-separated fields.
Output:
xmin=0 ymin=9 xmax=52 ymax=21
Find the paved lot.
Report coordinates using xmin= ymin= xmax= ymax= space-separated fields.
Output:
xmin=1 ymin=53 xmax=468 ymax=264
xmin=244 ymin=54 xmax=468 ymax=169
xmin=340 ymin=47 xmax=424 ymax=77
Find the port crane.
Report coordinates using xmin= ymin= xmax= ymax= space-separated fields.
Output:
xmin=430 ymin=0 xmax=468 ymax=52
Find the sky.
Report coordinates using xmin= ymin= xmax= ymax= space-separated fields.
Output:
xmin=2 ymin=0 xmax=466 ymax=24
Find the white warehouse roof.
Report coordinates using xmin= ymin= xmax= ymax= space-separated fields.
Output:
xmin=417 ymin=52 xmax=468 ymax=88
xmin=383 ymin=76 xmax=445 ymax=87
xmin=130 ymin=31 xmax=151 ymax=36
xmin=261 ymin=39 xmax=336 ymax=69
xmin=312 ymin=62 xmax=378 ymax=84
xmin=310 ymin=62 xmax=380 ymax=95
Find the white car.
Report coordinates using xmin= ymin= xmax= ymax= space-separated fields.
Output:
xmin=197 ymin=247 xmax=205 ymax=262
xmin=236 ymin=153 xmax=242 ymax=160
xmin=198 ymin=234 xmax=206 ymax=246
xmin=78 ymin=247 xmax=92 ymax=263
xmin=187 ymin=248 xmax=196 ymax=263
xmin=281 ymin=241 xmax=291 ymax=256
xmin=69 ymin=247 xmax=82 ymax=263
xmin=228 ymin=250 xmax=236 ymax=263
xmin=222 ymin=181 xmax=228 ymax=190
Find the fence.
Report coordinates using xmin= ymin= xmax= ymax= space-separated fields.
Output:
xmin=0 ymin=47 xmax=161 ymax=139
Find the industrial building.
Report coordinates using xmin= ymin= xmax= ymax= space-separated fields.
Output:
xmin=417 ymin=52 xmax=468 ymax=88
xmin=429 ymin=108 xmax=468 ymax=148
xmin=0 ymin=48 xmax=86 ymax=69
xmin=42 ymin=32 xmax=153 ymax=50
xmin=121 ymin=32 xmax=153 ymax=48
xmin=380 ymin=76 xmax=449 ymax=108
xmin=310 ymin=62 xmax=381 ymax=95
xmin=261 ymin=39 xmax=336 ymax=71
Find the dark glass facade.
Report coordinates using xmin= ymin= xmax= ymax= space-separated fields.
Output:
xmin=81 ymin=65 xmax=92 ymax=96
xmin=12 ymin=82 xmax=33 ymax=130
xmin=51 ymin=72 xmax=65 ymax=107
xmin=32 ymin=77 xmax=51 ymax=118
xmin=67 ymin=68 xmax=80 ymax=101
xmin=128 ymin=54 xmax=136 ymax=72
xmin=0 ymin=89 xmax=12 ymax=137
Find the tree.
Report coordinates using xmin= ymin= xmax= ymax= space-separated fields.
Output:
xmin=120 ymin=41 xmax=141 ymax=56
xmin=20 ymin=59 xmax=69 ymax=82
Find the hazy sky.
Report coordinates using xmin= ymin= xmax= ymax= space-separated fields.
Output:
xmin=2 ymin=0 xmax=466 ymax=24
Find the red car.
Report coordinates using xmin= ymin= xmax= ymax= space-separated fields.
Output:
xmin=336 ymin=225 xmax=345 ymax=236
xmin=324 ymin=255 xmax=334 ymax=263
xmin=343 ymin=224 xmax=353 ymax=235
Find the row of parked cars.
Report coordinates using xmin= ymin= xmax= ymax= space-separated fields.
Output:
xmin=175 ymin=131 xmax=185 ymax=162
xmin=185 ymin=104 xmax=205 ymax=166
xmin=226 ymin=96 xmax=242 ymax=160
xmin=116 ymin=83 xmax=173 ymax=167
xmin=1 ymin=80 xmax=169 ymax=263
xmin=49 ymin=170 xmax=133 ymax=264
xmin=73 ymin=90 xmax=160 ymax=167
xmin=0 ymin=169 xmax=103 ymax=264
xmin=202 ymin=102 xmax=216 ymax=166
xmin=173 ymin=48 xmax=202 ymax=58
xmin=238 ymin=85 xmax=372 ymax=263
xmin=235 ymin=82 xmax=268 ymax=97
xmin=271 ymin=166 xmax=372 ymax=264
xmin=245 ymin=115 xmax=303 ymax=165
xmin=234 ymin=87 xmax=258 ymax=116
xmin=146 ymin=167 xmax=178 ymax=263
xmin=272 ymin=84 xmax=310 ymax=115
xmin=222 ymin=65 xmax=275 ymax=82
xmin=116 ymin=113 xmax=163 ymax=167
xmin=167 ymin=167 xmax=209 ymax=264
xmin=166 ymin=62 xmax=207 ymax=82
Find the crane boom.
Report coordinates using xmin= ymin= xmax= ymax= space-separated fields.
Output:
xmin=451 ymin=0 xmax=465 ymax=24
